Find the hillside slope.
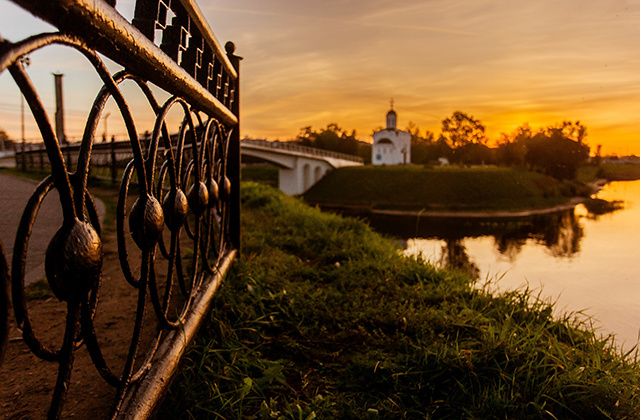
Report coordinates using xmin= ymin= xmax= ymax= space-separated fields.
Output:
xmin=160 ymin=183 xmax=640 ymax=419
xmin=304 ymin=166 xmax=584 ymax=212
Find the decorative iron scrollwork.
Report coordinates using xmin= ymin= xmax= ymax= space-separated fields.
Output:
xmin=0 ymin=0 xmax=240 ymax=418
xmin=132 ymin=0 xmax=238 ymax=110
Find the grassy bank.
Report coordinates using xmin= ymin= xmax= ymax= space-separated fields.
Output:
xmin=578 ymin=163 xmax=640 ymax=183
xmin=243 ymin=164 xmax=279 ymax=186
xmin=160 ymin=183 xmax=640 ymax=419
xmin=303 ymin=166 xmax=589 ymax=213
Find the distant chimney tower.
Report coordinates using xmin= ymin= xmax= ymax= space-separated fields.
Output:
xmin=53 ymin=73 xmax=67 ymax=144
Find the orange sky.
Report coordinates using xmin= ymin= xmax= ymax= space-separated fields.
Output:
xmin=2 ymin=0 xmax=640 ymax=155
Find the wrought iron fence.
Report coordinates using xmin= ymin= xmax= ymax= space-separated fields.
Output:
xmin=0 ymin=0 xmax=240 ymax=418
xmin=17 ymin=138 xmax=214 ymax=185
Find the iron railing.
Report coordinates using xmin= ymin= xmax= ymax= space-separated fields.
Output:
xmin=17 ymin=138 xmax=216 ymax=185
xmin=0 ymin=0 xmax=240 ymax=418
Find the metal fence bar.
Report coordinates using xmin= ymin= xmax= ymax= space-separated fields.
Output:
xmin=116 ymin=249 xmax=236 ymax=419
xmin=8 ymin=0 xmax=238 ymax=126
xmin=0 ymin=238 xmax=8 ymax=366
xmin=0 ymin=0 xmax=240 ymax=418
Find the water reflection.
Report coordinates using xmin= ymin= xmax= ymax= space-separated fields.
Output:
xmin=361 ymin=182 xmax=640 ymax=348
xmin=368 ymin=206 xmax=588 ymax=264
xmin=493 ymin=235 xmax=525 ymax=262
xmin=581 ymin=198 xmax=625 ymax=221
xmin=530 ymin=210 xmax=583 ymax=259
xmin=439 ymin=239 xmax=480 ymax=280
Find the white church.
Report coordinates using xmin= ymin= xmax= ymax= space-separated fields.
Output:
xmin=372 ymin=105 xmax=411 ymax=165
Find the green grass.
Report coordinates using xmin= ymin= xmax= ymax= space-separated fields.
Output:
xmin=243 ymin=164 xmax=279 ymax=185
xmin=0 ymin=166 xmax=51 ymax=183
xmin=303 ymin=166 xmax=580 ymax=212
xmin=24 ymin=278 xmax=55 ymax=300
xmin=578 ymin=163 xmax=640 ymax=183
xmin=159 ymin=182 xmax=640 ymax=419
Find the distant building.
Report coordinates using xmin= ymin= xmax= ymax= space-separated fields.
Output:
xmin=372 ymin=105 xmax=411 ymax=165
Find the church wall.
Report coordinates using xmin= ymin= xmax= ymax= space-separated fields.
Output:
xmin=372 ymin=130 xmax=410 ymax=165
xmin=371 ymin=108 xmax=412 ymax=165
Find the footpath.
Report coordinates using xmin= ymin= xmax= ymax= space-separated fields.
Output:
xmin=0 ymin=171 xmax=122 ymax=419
xmin=0 ymin=172 xmax=105 ymax=287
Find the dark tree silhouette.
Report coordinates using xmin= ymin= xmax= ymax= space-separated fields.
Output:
xmin=0 ymin=127 xmax=16 ymax=151
xmin=407 ymin=121 xmax=442 ymax=164
xmin=524 ymin=121 xmax=590 ymax=180
xmin=495 ymin=121 xmax=589 ymax=180
xmin=295 ymin=123 xmax=371 ymax=163
xmin=455 ymin=142 xmax=496 ymax=165
xmin=441 ymin=111 xmax=487 ymax=148
xmin=496 ymin=125 xmax=530 ymax=167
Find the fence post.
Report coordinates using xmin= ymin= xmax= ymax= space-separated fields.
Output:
xmin=39 ymin=145 xmax=44 ymax=170
xmin=110 ymin=135 xmax=116 ymax=184
xmin=21 ymin=139 xmax=26 ymax=171
xmin=226 ymin=41 xmax=241 ymax=253
xmin=28 ymin=142 xmax=33 ymax=169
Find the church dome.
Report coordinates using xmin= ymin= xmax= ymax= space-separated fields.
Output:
xmin=386 ymin=109 xmax=397 ymax=130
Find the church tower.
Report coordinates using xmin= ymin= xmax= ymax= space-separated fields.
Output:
xmin=386 ymin=109 xmax=396 ymax=130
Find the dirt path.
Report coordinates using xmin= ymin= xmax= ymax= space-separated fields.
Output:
xmin=0 ymin=173 xmax=153 ymax=419
xmin=0 ymin=173 xmax=105 ymax=286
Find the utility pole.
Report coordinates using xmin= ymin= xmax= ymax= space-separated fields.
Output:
xmin=102 ymin=112 xmax=110 ymax=142
xmin=53 ymin=73 xmax=66 ymax=145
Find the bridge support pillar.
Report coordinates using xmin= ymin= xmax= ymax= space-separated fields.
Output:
xmin=278 ymin=158 xmax=330 ymax=195
xmin=240 ymin=140 xmax=364 ymax=195
xmin=279 ymin=167 xmax=301 ymax=195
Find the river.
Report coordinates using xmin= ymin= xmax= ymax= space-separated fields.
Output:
xmin=367 ymin=180 xmax=640 ymax=350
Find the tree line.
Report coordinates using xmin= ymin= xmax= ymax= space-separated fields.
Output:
xmin=1 ymin=109 xmax=592 ymax=181
xmin=292 ymin=111 xmax=592 ymax=180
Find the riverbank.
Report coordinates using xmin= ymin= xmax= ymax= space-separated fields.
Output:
xmin=320 ymin=196 xmax=587 ymax=219
xmin=303 ymin=166 xmax=592 ymax=215
xmin=160 ymin=182 xmax=640 ymax=419
xmin=579 ymin=162 xmax=640 ymax=182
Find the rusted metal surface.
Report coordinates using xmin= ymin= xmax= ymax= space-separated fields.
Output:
xmin=116 ymin=249 xmax=235 ymax=419
xmin=9 ymin=0 xmax=238 ymax=126
xmin=0 ymin=0 xmax=240 ymax=418
xmin=0 ymin=238 xmax=8 ymax=366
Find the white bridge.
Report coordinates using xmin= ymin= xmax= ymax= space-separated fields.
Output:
xmin=241 ymin=139 xmax=364 ymax=195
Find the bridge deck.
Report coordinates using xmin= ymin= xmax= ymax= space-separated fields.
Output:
xmin=241 ymin=139 xmax=364 ymax=163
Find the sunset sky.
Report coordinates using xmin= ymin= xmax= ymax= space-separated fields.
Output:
xmin=1 ymin=0 xmax=640 ymax=155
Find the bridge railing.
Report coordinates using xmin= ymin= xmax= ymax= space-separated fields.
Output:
xmin=16 ymin=137 xmax=365 ymax=179
xmin=242 ymin=138 xmax=365 ymax=163
xmin=0 ymin=0 xmax=240 ymax=418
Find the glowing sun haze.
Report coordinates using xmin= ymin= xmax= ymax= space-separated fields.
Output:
xmin=203 ymin=0 xmax=640 ymax=155
xmin=1 ymin=0 xmax=640 ymax=155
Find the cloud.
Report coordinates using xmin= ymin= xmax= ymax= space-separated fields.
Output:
xmin=3 ymin=0 xmax=640 ymax=153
